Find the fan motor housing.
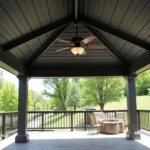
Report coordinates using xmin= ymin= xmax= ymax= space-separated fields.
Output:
xmin=71 ymin=37 xmax=83 ymax=43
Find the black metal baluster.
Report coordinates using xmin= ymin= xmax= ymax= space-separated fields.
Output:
xmin=2 ymin=113 xmax=6 ymax=140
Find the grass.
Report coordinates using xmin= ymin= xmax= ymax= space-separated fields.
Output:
xmin=44 ymin=112 xmax=84 ymax=128
xmin=44 ymin=96 xmax=150 ymax=128
xmin=94 ymin=96 xmax=150 ymax=110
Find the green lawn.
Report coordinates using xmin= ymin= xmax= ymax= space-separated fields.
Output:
xmin=44 ymin=96 xmax=150 ymax=128
xmin=94 ymin=96 xmax=150 ymax=110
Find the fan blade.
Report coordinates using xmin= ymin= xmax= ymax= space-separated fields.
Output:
xmin=81 ymin=50 xmax=86 ymax=55
xmin=81 ymin=36 xmax=97 ymax=44
xmin=87 ymin=44 xmax=106 ymax=49
xmin=56 ymin=39 xmax=72 ymax=44
xmin=56 ymin=47 xmax=70 ymax=52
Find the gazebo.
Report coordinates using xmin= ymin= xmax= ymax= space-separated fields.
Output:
xmin=0 ymin=0 xmax=149 ymax=143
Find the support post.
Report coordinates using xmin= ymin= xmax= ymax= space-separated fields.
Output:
xmin=125 ymin=76 xmax=141 ymax=140
xmin=15 ymin=76 xmax=29 ymax=143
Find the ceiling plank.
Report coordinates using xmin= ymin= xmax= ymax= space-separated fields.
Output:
xmin=2 ymin=17 xmax=73 ymax=52
xmin=129 ymin=52 xmax=150 ymax=75
xmin=85 ymin=25 xmax=129 ymax=68
xmin=81 ymin=17 xmax=150 ymax=51
xmin=0 ymin=46 xmax=25 ymax=75
xmin=25 ymin=26 xmax=69 ymax=68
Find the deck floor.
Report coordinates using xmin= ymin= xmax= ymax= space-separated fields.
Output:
xmin=0 ymin=131 xmax=150 ymax=150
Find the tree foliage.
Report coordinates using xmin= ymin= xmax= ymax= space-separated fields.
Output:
xmin=136 ymin=70 xmax=150 ymax=95
xmin=0 ymin=82 xmax=18 ymax=111
xmin=81 ymin=78 xmax=125 ymax=110
xmin=66 ymin=81 xmax=81 ymax=110
xmin=43 ymin=78 xmax=69 ymax=110
xmin=0 ymin=69 xmax=4 ymax=89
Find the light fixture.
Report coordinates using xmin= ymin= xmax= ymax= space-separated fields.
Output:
xmin=71 ymin=47 xmax=84 ymax=55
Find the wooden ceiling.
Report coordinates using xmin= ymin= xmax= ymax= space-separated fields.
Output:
xmin=0 ymin=0 xmax=149 ymax=77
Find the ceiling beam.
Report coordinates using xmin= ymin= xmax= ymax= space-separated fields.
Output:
xmin=75 ymin=0 xmax=78 ymax=21
xmin=2 ymin=17 xmax=72 ymax=52
xmin=25 ymin=26 xmax=69 ymax=68
xmin=129 ymin=52 xmax=150 ymax=75
xmin=0 ymin=46 xmax=25 ymax=75
xmin=81 ymin=17 xmax=150 ymax=51
xmin=26 ymin=66 xmax=129 ymax=77
xmin=85 ymin=26 xmax=129 ymax=68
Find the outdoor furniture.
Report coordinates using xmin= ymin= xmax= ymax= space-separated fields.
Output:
xmin=118 ymin=120 xmax=125 ymax=133
xmin=99 ymin=119 xmax=125 ymax=134
xmin=94 ymin=112 xmax=105 ymax=124
xmin=88 ymin=113 xmax=101 ymax=134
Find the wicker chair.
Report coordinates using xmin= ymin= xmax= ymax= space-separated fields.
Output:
xmin=94 ymin=112 xmax=105 ymax=123
xmin=88 ymin=113 xmax=101 ymax=134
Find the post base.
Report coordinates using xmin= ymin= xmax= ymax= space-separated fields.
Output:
xmin=126 ymin=131 xmax=141 ymax=140
xmin=15 ymin=133 xmax=29 ymax=143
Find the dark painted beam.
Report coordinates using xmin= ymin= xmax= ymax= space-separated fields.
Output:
xmin=81 ymin=17 xmax=150 ymax=51
xmin=129 ymin=52 xmax=150 ymax=75
xmin=26 ymin=66 xmax=128 ymax=77
xmin=2 ymin=17 xmax=72 ymax=51
xmin=0 ymin=46 xmax=24 ymax=75
xmin=25 ymin=26 xmax=69 ymax=68
xmin=75 ymin=0 xmax=78 ymax=21
xmin=85 ymin=26 xmax=129 ymax=68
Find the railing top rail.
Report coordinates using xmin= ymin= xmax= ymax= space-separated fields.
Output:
xmin=0 ymin=111 xmax=18 ymax=114
xmin=1 ymin=109 xmax=150 ymax=114
xmin=28 ymin=110 xmax=127 ymax=113
xmin=137 ymin=110 xmax=150 ymax=112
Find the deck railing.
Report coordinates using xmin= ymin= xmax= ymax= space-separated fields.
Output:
xmin=0 ymin=110 xmax=150 ymax=140
xmin=137 ymin=110 xmax=150 ymax=131
xmin=0 ymin=112 xmax=18 ymax=140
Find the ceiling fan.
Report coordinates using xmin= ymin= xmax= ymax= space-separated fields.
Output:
xmin=56 ymin=23 xmax=106 ymax=55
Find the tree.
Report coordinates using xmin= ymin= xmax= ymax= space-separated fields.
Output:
xmin=81 ymin=78 xmax=125 ymax=110
xmin=148 ymin=88 xmax=150 ymax=96
xmin=136 ymin=70 xmax=150 ymax=95
xmin=66 ymin=82 xmax=81 ymax=110
xmin=30 ymin=89 xmax=43 ymax=110
xmin=0 ymin=82 xmax=18 ymax=111
xmin=28 ymin=90 xmax=33 ymax=110
xmin=0 ymin=69 xmax=4 ymax=89
xmin=43 ymin=78 xmax=69 ymax=110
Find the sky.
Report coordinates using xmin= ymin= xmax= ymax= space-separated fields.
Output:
xmin=0 ymin=68 xmax=44 ymax=93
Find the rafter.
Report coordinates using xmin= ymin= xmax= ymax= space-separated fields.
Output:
xmin=0 ymin=46 xmax=24 ymax=75
xmin=85 ymin=25 xmax=129 ymax=68
xmin=25 ymin=26 xmax=69 ymax=68
xmin=129 ymin=52 xmax=150 ymax=75
xmin=81 ymin=17 xmax=150 ymax=51
xmin=2 ymin=17 xmax=72 ymax=52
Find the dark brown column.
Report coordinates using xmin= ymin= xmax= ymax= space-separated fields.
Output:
xmin=15 ymin=76 xmax=29 ymax=143
xmin=126 ymin=76 xmax=140 ymax=140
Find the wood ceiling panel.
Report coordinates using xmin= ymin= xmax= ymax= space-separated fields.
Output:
xmin=121 ymin=42 xmax=134 ymax=56
xmin=0 ymin=0 xmax=31 ymax=34
xmin=101 ymin=0 xmax=120 ymax=24
xmin=136 ymin=22 xmax=150 ymax=41
xmin=109 ymin=0 xmax=133 ymax=28
xmin=128 ymin=1 xmax=150 ymax=36
xmin=118 ymin=0 xmax=148 ymax=30
xmin=0 ymin=1 xmax=24 ymax=40
xmin=0 ymin=23 xmax=13 ymax=43
xmin=8 ymin=47 xmax=27 ymax=64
